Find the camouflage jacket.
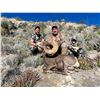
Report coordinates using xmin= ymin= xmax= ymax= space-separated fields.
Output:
xmin=31 ymin=33 xmax=44 ymax=43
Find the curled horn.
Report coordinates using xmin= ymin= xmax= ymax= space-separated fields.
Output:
xmin=44 ymin=40 xmax=59 ymax=56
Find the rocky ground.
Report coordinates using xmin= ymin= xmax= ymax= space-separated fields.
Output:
xmin=1 ymin=17 xmax=100 ymax=87
xmin=35 ymin=66 xmax=100 ymax=87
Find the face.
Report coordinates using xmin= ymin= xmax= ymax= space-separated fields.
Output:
xmin=72 ymin=41 xmax=76 ymax=44
xmin=72 ymin=40 xmax=77 ymax=44
xmin=52 ymin=28 xmax=59 ymax=35
xmin=35 ymin=28 xmax=40 ymax=34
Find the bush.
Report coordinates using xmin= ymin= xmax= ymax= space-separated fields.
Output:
xmin=18 ymin=22 xmax=27 ymax=29
xmin=78 ymin=58 xmax=94 ymax=70
xmin=15 ymin=17 xmax=22 ymax=21
xmin=1 ymin=37 xmax=15 ymax=54
xmin=83 ymin=32 xmax=100 ymax=51
xmin=2 ymin=37 xmax=15 ymax=46
xmin=2 ymin=70 xmax=40 ymax=87
xmin=59 ymin=24 xmax=63 ymax=31
xmin=9 ymin=21 xmax=17 ymax=30
xmin=77 ymin=26 xmax=84 ymax=32
xmin=1 ymin=20 xmax=10 ymax=36
xmin=93 ymin=41 xmax=100 ymax=52
xmin=1 ymin=44 xmax=15 ymax=55
xmin=85 ymin=40 xmax=100 ymax=51
xmin=13 ymin=39 xmax=31 ymax=59
xmin=1 ymin=20 xmax=17 ymax=36
xmin=1 ymin=20 xmax=9 ymax=29
xmin=23 ymin=55 xmax=44 ymax=68
xmin=2 ymin=54 xmax=21 ymax=68
xmin=93 ymin=25 xmax=100 ymax=32
xmin=97 ymin=57 xmax=100 ymax=67
xmin=97 ymin=31 xmax=100 ymax=35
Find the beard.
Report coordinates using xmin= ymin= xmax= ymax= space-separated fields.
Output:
xmin=52 ymin=32 xmax=58 ymax=36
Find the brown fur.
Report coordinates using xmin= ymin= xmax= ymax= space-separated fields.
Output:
xmin=43 ymin=54 xmax=79 ymax=74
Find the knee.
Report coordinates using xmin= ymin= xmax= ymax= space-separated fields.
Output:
xmin=61 ymin=42 xmax=67 ymax=48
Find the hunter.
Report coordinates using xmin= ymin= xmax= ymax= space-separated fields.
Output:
xmin=45 ymin=25 xmax=67 ymax=56
xmin=68 ymin=37 xmax=83 ymax=58
xmin=29 ymin=26 xmax=45 ymax=55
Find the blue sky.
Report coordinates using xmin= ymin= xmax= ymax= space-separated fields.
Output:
xmin=1 ymin=13 xmax=100 ymax=26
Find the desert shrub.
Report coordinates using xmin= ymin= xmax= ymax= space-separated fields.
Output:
xmin=85 ymin=40 xmax=100 ymax=51
xmin=2 ymin=37 xmax=15 ymax=46
xmin=9 ymin=21 xmax=17 ymax=30
xmin=37 ymin=22 xmax=47 ymax=36
xmin=23 ymin=29 xmax=27 ymax=32
xmin=77 ymin=26 xmax=84 ymax=32
xmin=1 ymin=20 xmax=10 ymax=36
xmin=2 ymin=70 xmax=40 ymax=87
xmin=23 ymin=55 xmax=44 ymax=68
xmin=21 ymin=31 xmax=32 ymax=40
xmin=13 ymin=38 xmax=31 ymax=58
xmin=85 ymin=42 xmax=96 ymax=51
xmin=1 ymin=37 xmax=16 ymax=54
xmin=78 ymin=58 xmax=94 ymax=70
xmin=18 ymin=22 xmax=27 ymax=29
xmin=97 ymin=31 xmax=100 ymax=35
xmin=1 ymin=20 xmax=17 ymax=36
xmin=59 ymin=24 xmax=63 ymax=31
xmin=1 ymin=44 xmax=15 ymax=55
xmin=84 ymin=34 xmax=93 ymax=41
xmin=1 ymin=67 xmax=21 ymax=86
xmin=2 ymin=54 xmax=21 ymax=68
xmin=1 ymin=20 xmax=9 ymax=29
xmin=93 ymin=25 xmax=100 ymax=32
xmin=97 ymin=57 xmax=100 ymax=67
xmin=83 ymin=32 xmax=100 ymax=51
xmin=16 ymin=47 xmax=31 ymax=59
xmin=93 ymin=41 xmax=100 ymax=52
xmin=67 ymin=25 xmax=73 ymax=30
xmin=15 ymin=17 xmax=22 ymax=21
xmin=40 ymin=23 xmax=46 ymax=30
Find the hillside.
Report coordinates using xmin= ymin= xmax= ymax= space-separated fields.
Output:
xmin=1 ymin=17 xmax=100 ymax=87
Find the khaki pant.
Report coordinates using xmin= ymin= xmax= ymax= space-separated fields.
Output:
xmin=61 ymin=42 xmax=68 ymax=55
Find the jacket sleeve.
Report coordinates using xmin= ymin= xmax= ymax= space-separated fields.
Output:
xmin=31 ymin=34 xmax=36 ymax=42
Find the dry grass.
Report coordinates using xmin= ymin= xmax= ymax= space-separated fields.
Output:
xmin=78 ymin=58 xmax=94 ymax=70
xmin=2 ymin=70 xmax=40 ymax=87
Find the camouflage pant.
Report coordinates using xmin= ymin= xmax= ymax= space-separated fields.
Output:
xmin=30 ymin=46 xmax=43 ymax=55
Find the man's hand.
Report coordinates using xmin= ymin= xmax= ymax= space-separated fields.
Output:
xmin=68 ymin=45 xmax=73 ymax=49
xmin=29 ymin=39 xmax=37 ymax=47
xmin=41 ymin=39 xmax=45 ymax=44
